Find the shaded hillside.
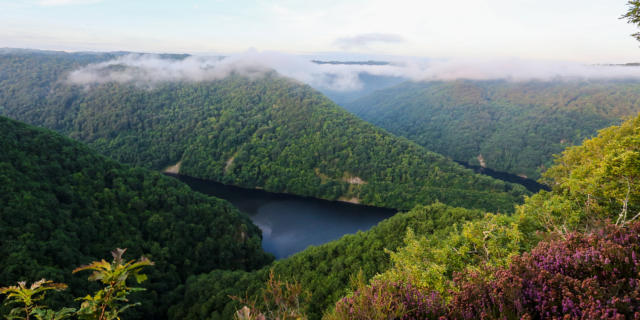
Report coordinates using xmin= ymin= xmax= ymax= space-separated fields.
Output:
xmin=345 ymin=79 xmax=640 ymax=179
xmin=0 ymin=116 xmax=272 ymax=318
xmin=0 ymin=51 xmax=527 ymax=212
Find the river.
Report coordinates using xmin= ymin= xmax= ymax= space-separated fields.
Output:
xmin=166 ymin=174 xmax=397 ymax=259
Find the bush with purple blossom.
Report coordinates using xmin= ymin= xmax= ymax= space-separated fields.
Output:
xmin=448 ymin=221 xmax=640 ymax=319
xmin=327 ymin=279 xmax=445 ymax=320
xmin=329 ymin=221 xmax=640 ymax=319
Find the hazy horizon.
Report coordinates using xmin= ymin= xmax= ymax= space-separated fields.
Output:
xmin=54 ymin=51 xmax=640 ymax=92
xmin=2 ymin=0 xmax=640 ymax=64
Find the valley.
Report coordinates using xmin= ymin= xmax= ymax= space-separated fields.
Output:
xmin=2 ymin=21 xmax=640 ymax=318
xmin=0 ymin=50 xmax=527 ymax=213
xmin=344 ymin=79 xmax=640 ymax=179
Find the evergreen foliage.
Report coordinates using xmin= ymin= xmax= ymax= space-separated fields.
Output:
xmin=623 ymin=0 xmax=640 ymax=42
xmin=539 ymin=114 xmax=640 ymax=227
xmin=327 ymin=113 xmax=640 ymax=319
xmin=516 ymin=113 xmax=640 ymax=235
xmin=345 ymin=79 xmax=640 ymax=179
xmin=375 ymin=212 xmax=532 ymax=297
xmin=0 ymin=116 xmax=272 ymax=318
xmin=0 ymin=51 xmax=527 ymax=212
xmin=5 ymin=51 xmax=640 ymax=320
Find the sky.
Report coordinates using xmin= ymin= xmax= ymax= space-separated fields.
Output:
xmin=1 ymin=0 xmax=640 ymax=63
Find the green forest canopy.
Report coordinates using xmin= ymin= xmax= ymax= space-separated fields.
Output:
xmin=344 ymin=79 xmax=640 ymax=179
xmin=175 ymin=113 xmax=640 ymax=320
xmin=0 ymin=50 xmax=527 ymax=212
xmin=0 ymin=116 xmax=273 ymax=318
xmin=321 ymin=113 xmax=640 ymax=320
xmin=4 ymin=50 xmax=640 ymax=319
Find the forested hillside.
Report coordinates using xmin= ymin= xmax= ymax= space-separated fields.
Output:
xmin=3 ymin=51 xmax=640 ymax=319
xmin=172 ymin=113 xmax=640 ymax=320
xmin=323 ymin=113 xmax=640 ymax=319
xmin=168 ymin=203 xmax=486 ymax=320
xmin=0 ymin=50 xmax=527 ymax=212
xmin=345 ymin=79 xmax=640 ymax=179
xmin=0 ymin=116 xmax=272 ymax=318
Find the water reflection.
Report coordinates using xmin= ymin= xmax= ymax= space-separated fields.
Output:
xmin=167 ymin=174 xmax=396 ymax=259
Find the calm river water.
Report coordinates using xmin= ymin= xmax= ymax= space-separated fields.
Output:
xmin=167 ymin=174 xmax=396 ymax=259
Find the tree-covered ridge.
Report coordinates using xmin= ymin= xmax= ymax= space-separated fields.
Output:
xmin=0 ymin=51 xmax=114 ymax=117
xmin=0 ymin=116 xmax=273 ymax=318
xmin=540 ymin=114 xmax=640 ymax=225
xmin=345 ymin=79 xmax=640 ymax=179
xmin=0 ymin=51 xmax=527 ymax=212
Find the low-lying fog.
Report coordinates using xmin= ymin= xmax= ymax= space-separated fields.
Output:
xmin=68 ymin=50 xmax=640 ymax=93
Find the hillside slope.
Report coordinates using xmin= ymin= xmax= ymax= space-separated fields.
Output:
xmin=0 ymin=51 xmax=527 ymax=212
xmin=172 ymin=113 xmax=640 ymax=320
xmin=345 ymin=79 xmax=640 ymax=179
xmin=0 ymin=116 xmax=273 ymax=318
xmin=322 ymin=113 xmax=640 ymax=320
xmin=168 ymin=203 xmax=486 ymax=320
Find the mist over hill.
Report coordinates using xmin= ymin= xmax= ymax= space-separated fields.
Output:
xmin=0 ymin=50 xmax=527 ymax=212
xmin=2 ymin=48 xmax=640 ymax=320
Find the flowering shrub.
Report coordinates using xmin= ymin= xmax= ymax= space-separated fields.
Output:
xmin=448 ymin=221 xmax=640 ymax=319
xmin=328 ymin=279 xmax=445 ymax=320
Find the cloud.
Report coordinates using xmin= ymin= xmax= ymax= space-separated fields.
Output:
xmin=334 ymin=33 xmax=405 ymax=50
xmin=397 ymin=58 xmax=640 ymax=82
xmin=68 ymin=53 xmax=271 ymax=86
xmin=67 ymin=50 xmax=640 ymax=92
xmin=38 ymin=0 xmax=102 ymax=6
xmin=67 ymin=50 xmax=398 ymax=91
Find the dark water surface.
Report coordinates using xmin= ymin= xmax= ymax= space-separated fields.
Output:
xmin=167 ymin=174 xmax=396 ymax=259
xmin=455 ymin=161 xmax=549 ymax=193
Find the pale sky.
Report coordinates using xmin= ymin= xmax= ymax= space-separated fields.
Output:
xmin=1 ymin=0 xmax=640 ymax=63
